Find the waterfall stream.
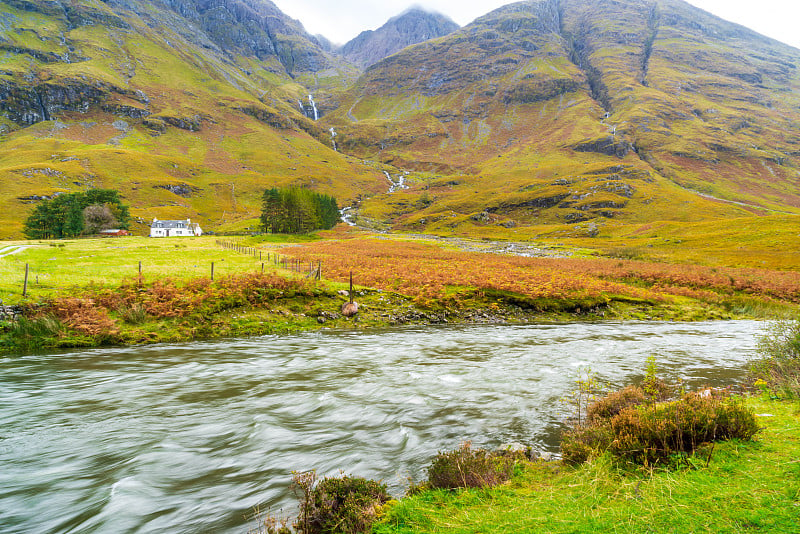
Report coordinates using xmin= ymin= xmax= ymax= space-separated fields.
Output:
xmin=308 ymin=94 xmax=319 ymax=121
xmin=384 ymin=171 xmax=409 ymax=194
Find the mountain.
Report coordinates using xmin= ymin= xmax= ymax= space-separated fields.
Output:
xmin=323 ymin=0 xmax=800 ymax=234
xmin=1 ymin=0 xmax=799 ymax=247
xmin=339 ymin=8 xmax=459 ymax=69
xmin=0 ymin=0 xmax=378 ymax=238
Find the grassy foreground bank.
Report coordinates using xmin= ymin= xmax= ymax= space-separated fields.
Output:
xmin=373 ymin=396 xmax=800 ymax=534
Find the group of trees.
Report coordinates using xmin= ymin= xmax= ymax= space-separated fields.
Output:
xmin=260 ymin=187 xmax=339 ymax=234
xmin=23 ymin=189 xmax=130 ymax=239
xmin=22 ymin=186 xmax=337 ymax=239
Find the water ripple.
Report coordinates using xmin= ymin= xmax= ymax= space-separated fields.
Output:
xmin=0 ymin=321 xmax=765 ymax=533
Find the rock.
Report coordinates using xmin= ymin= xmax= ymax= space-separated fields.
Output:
xmin=486 ymin=193 xmax=570 ymax=213
xmin=470 ymin=211 xmax=491 ymax=223
xmin=571 ymin=136 xmax=634 ymax=158
xmin=342 ymin=301 xmax=359 ymax=317
xmin=530 ymin=449 xmax=554 ymax=461
xmin=495 ymin=442 xmax=527 ymax=454
xmin=340 ymin=8 xmax=459 ymax=69
xmin=154 ymin=183 xmax=201 ymax=197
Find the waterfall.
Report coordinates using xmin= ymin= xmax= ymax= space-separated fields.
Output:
xmin=308 ymin=94 xmax=319 ymax=121
xmin=339 ymin=206 xmax=356 ymax=226
xmin=299 ymin=95 xmax=320 ymax=120
xmin=384 ymin=171 xmax=410 ymax=194
xmin=329 ymin=127 xmax=337 ymax=151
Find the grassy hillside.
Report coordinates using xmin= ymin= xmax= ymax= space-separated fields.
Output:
xmin=0 ymin=0 xmax=381 ymax=238
xmin=1 ymin=0 xmax=799 ymax=249
xmin=321 ymin=0 xmax=800 ymax=237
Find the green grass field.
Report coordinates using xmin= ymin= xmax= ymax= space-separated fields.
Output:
xmin=0 ymin=235 xmax=295 ymax=304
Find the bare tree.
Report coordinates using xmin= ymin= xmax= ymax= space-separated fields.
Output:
xmin=82 ymin=203 xmax=118 ymax=234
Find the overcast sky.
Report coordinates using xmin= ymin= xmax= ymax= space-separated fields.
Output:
xmin=270 ymin=0 xmax=800 ymax=49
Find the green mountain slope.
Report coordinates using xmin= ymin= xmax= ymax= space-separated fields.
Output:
xmin=321 ymin=0 xmax=800 ymax=235
xmin=0 ymin=0 xmax=380 ymax=237
xmin=1 ymin=0 xmax=799 ymax=244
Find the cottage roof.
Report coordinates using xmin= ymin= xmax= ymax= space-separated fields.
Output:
xmin=151 ymin=219 xmax=191 ymax=229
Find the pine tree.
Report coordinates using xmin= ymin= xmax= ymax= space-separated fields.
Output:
xmin=260 ymin=186 xmax=340 ymax=234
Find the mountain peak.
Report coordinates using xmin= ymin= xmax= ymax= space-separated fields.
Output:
xmin=340 ymin=7 xmax=460 ymax=69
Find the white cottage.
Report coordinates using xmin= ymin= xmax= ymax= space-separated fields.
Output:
xmin=149 ymin=218 xmax=202 ymax=237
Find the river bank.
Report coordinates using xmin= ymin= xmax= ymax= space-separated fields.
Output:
xmin=0 ymin=275 xmax=778 ymax=354
xmin=373 ymin=395 xmax=800 ymax=534
xmin=1 ymin=234 xmax=797 ymax=353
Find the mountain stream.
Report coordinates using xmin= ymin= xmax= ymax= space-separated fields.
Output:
xmin=0 ymin=321 xmax=764 ymax=533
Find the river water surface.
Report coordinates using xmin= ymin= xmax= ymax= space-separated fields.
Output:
xmin=1 ymin=321 xmax=764 ymax=533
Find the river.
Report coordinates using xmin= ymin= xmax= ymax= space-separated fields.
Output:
xmin=0 ymin=321 xmax=764 ymax=533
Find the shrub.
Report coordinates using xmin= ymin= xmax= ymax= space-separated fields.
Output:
xmin=607 ymin=392 xmax=760 ymax=466
xmin=587 ymin=385 xmax=646 ymax=422
xmin=293 ymin=471 xmax=390 ymax=534
xmin=585 ymin=378 xmax=673 ymax=423
xmin=42 ymin=298 xmax=118 ymax=338
xmin=750 ymin=318 xmax=800 ymax=399
xmin=427 ymin=442 xmax=521 ymax=490
xmin=247 ymin=509 xmax=293 ymax=534
xmin=561 ymin=423 xmax=615 ymax=465
xmin=562 ymin=388 xmax=760 ymax=467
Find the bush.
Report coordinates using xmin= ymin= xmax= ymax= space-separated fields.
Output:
xmin=293 ymin=471 xmax=390 ymax=534
xmin=587 ymin=385 xmax=646 ymax=422
xmin=561 ymin=424 xmax=615 ymax=465
xmin=562 ymin=389 xmax=760 ymax=467
xmin=46 ymin=298 xmax=118 ymax=338
xmin=750 ymin=318 xmax=800 ymax=399
xmin=427 ymin=442 xmax=521 ymax=490
xmin=607 ymin=392 xmax=760 ymax=466
xmin=587 ymin=379 xmax=672 ymax=423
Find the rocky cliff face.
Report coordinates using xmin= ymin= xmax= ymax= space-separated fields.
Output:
xmin=340 ymin=8 xmax=459 ymax=69
xmin=0 ymin=0 xmax=359 ymax=132
xmin=155 ymin=0 xmax=339 ymax=74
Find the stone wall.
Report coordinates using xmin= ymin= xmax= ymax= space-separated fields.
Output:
xmin=0 ymin=305 xmax=23 ymax=321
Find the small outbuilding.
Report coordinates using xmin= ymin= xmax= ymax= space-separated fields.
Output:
xmin=99 ymin=229 xmax=130 ymax=237
xmin=149 ymin=218 xmax=202 ymax=237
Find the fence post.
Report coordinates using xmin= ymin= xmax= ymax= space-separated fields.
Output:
xmin=261 ymin=263 xmax=264 ymax=274
xmin=211 ymin=262 xmax=215 ymax=281
xmin=22 ymin=263 xmax=29 ymax=297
